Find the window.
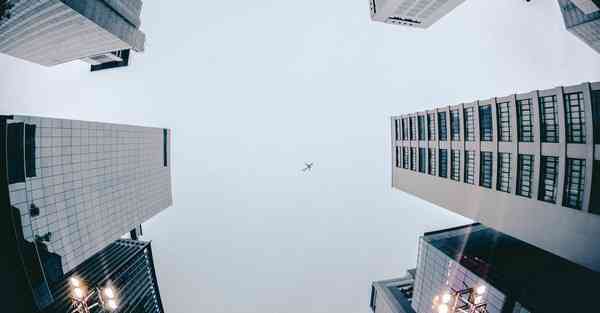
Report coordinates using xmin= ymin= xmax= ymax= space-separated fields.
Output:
xmin=418 ymin=116 xmax=426 ymax=140
xmin=395 ymin=146 xmax=400 ymax=168
xmin=539 ymin=156 xmax=559 ymax=203
xmin=464 ymin=107 xmax=475 ymax=141
xmin=394 ymin=119 xmax=400 ymax=141
xmin=7 ymin=123 xmax=25 ymax=184
xmin=428 ymin=148 xmax=436 ymax=176
xmin=592 ymin=91 xmax=600 ymax=145
xmin=370 ymin=286 xmax=377 ymax=311
xmin=450 ymin=110 xmax=460 ymax=141
xmin=480 ymin=152 xmax=492 ymax=188
xmin=497 ymin=152 xmax=512 ymax=193
xmin=464 ymin=151 xmax=475 ymax=184
xmin=564 ymin=92 xmax=586 ymax=143
xmin=451 ymin=149 xmax=460 ymax=181
xmin=563 ymin=158 xmax=586 ymax=209
xmin=163 ymin=129 xmax=168 ymax=167
xmin=410 ymin=117 xmax=416 ymax=141
xmin=517 ymin=99 xmax=533 ymax=142
xmin=479 ymin=104 xmax=493 ymax=141
xmin=590 ymin=161 xmax=600 ymax=215
xmin=539 ymin=95 xmax=559 ymax=143
xmin=419 ymin=148 xmax=426 ymax=173
xmin=497 ymin=102 xmax=511 ymax=142
xmin=25 ymin=124 xmax=36 ymax=178
xmin=517 ymin=154 xmax=534 ymax=198
xmin=438 ymin=112 xmax=448 ymax=141
xmin=402 ymin=147 xmax=409 ymax=169
xmin=410 ymin=147 xmax=416 ymax=171
xmin=439 ymin=149 xmax=448 ymax=178
xmin=427 ymin=113 xmax=436 ymax=141
xmin=402 ymin=118 xmax=409 ymax=141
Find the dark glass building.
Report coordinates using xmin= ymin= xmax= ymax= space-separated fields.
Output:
xmin=45 ymin=239 xmax=165 ymax=313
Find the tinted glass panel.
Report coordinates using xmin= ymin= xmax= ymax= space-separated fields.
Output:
xmin=395 ymin=146 xmax=400 ymax=168
xmin=479 ymin=105 xmax=493 ymax=141
xmin=516 ymin=154 xmax=534 ymax=198
xmin=7 ymin=123 xmax=25 ymax=184
xmin=497 ymin=152 xmax=512 ymax=193
xmin=402 ymin=147 xmax=409 ymax=169
xmin=497 ymin=102 xmax=511 ymax=142
xmin=480 ymin=152 xmax=492 ymax=188
xmin=427 ymin=113 xmax=436 ymax=141
xmin=450 ymin=110 xmax=460 ymax=141
xmin=563 ymin=158 xmax=586 ymax=209
xmin=539 ymin=95 xmax=559 ymax=143
xmin=539 ymin=156 xmax=559 ymax=203
xmin=451 ymin=149 xmax=460 ymax=181
xmin=410 ymin=147 xmax=416 ymax=171
xmin=590 ymin=161 xmax=600 ymax=215
xmin=163 ymin=129 xmax=168 ymax=167
xmin=394 ymin=119 xmax=400 ymax=141
xmin=564 ymin=92 xmax=586 ymax=143
xmin=428 ymin=148 xmax=436 ymax=176
xmin=592 ymin=91 xmax=600 ymax=145
xmin=439 ymin=149 xmax=448 ymax=178
xmin=419 ymin=148 xmax=426 ymax=173
xmin=464 ymin=107 xmax=475 ymax=142
xmin=418 ymin=116 xmax=426 ymax=141
xmin=438 ymin=112 xmax=448 ymax=141
xmin=25 ymin=124 xmax=36 ymax=178
xmin=464 ymin=151 xmax=475 ymax=184
xmin=517 ymin=99 xmax=533 ymax=142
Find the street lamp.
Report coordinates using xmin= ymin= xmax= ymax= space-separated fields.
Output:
xmin=432 ymin=282 xmax=488 ymax=313
xmin=68 ymin=277 xmax=119 ymax=313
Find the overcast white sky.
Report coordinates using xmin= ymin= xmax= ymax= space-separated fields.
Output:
xmin=1 ymin=1 xmax=600 ymax=313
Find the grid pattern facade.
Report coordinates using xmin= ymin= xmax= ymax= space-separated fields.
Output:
xmin=6 ymin=115 xmax=172 ymax=273
xmin=428 ymin=148 xmax=436 ymax=176
xmin=391 ymin=82 xmax=599 ymax=216
xmin=427 ymin=113 xmax=436 ymax=141
xmin=0 ymin=0 xmax=145 ymax=67
xmin=412 ymin=228 xmax=506 ymax=313
xmin=418 ymin=116 xmax=426 ymax=141
xmin=558 ymin=0 xmax=600 ymax=54
xmin=563 ymin=158 xmax=586 ymax=209
xmin=419 ymin=148 xmax=426 ymax=173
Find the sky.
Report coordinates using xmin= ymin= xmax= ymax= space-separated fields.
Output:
xmin=1 ymin=1 xmax=600 ymax=313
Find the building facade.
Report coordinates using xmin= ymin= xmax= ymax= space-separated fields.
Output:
xmin=370 ymin=270 xmax=416 ymax=313
xmin=558 ymin=0 xmax=600 ymax=54
xmin=0 ymin=0 xmax=145 ymax=69
xmin=390 ymin=82 xmax=600 ymax=271
xmin=2 ymin=115 xmax=172 ymax=312
xmin=411 ymin=224 xmax=599 ymax=313
xmin=369 ymin=0 xmax=465 ymax=28
xmin=46 ymin=239 xmax=165 ymax=313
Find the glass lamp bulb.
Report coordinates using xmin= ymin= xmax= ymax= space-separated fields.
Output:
xmin=104 ymin=287 xmax=115 ymax=299
xmin=107 ymin=299 xmax=118 ymax=310
xmin=442 ymin=293 xmax=451 ymax=304
xmin=438 ymin=304 xmax=449 ymax=313
xmin=73 ymin=287 xmax=85 ymax=299
xmin=476 ymin=285 xmax=486 ymax=295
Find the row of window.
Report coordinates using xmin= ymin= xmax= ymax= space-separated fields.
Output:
xmin=395 ymin=92 xmax=593 ymax=144
xmin=395 ymin=147 xmax=594 ymax=212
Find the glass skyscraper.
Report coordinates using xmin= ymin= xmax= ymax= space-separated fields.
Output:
xmin=3 ymin=115 xmax=172 ymax=312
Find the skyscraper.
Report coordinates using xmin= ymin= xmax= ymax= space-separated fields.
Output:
xmin=0 ymin=0 xmax=146 ymax=70
xmin=390 ymin=82 xmax=600 ymax=271
xmin=2 ymin=115 xmax=172 ymax=312
xmin=558 ymin=0 xmax=600 ymax=54
xmin=369 ymin=0 xmax=465 ymax=28
xmin=370 ymin=224 xmax=599 ymax=313
xmin=46 ymin=239 xmax=165 ymax=313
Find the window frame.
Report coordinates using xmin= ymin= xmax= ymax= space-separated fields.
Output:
xmin=464 ymin=150 xmax=475 ymax=184
xmin=539 ymin=95 xmax=559 ymax=143
xmin=564 ymin=92 xmax=586 ymax=144
xmin=497 ymin=152 xmax=512 ymax=193
xmin=516 ymin=154 xmax=534 ymax=198
xmin=563 ymin=158 xmax=586 ymax=210
xmin=464 ymin=107 xmax=475 ymax=142
xmin=450 ymin=110 xmax=460 ymax=141
xmin=480 ymin=151 xmax=493 ymax=188
xmin=497 ymin=101 xmax=512 ymax=142
xmin=451 ymin=149 xmax=460 ymax=181
xmin=438 ymin=112 xmax=448 ymax=141
xmin=439 ymin=149 xmax=448 ymax=178
xmin=517 ymin=99 xmax=534 ymax=142
xmin=539 ymin=155 xmax=559 ymax=203
xmin=479 ymin=104 xmax=493 ymax=142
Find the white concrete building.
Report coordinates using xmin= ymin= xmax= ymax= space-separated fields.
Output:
xmin=558 ymin=0 xmax=600 ymax=54
xmin=0 ymin=0 xmax=145 ymax=69
xmin=369 ymin=0 xmax=465 ymax=28
xmin=390 ymin=82 xmax=600 ymax=271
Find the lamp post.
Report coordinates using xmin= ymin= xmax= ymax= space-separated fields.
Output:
xmin=69 ymin=277 xmax=119 ymax=313
xmin=433 ymin=283 xmax=488 ymax=313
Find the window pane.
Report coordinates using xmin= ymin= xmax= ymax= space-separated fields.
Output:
xmin=410 ymin=117 xmax=416 ymax=141
xmin=497 ymin=152 xmax=512 ymax=193
xmin=25 ymin=124 xmax=37 ymax=178
xmin=517 ymin=154 xmax=534 ymax=198
xmin=464 ymin=107 xmax=475 ymax=142
xmin=539 ymin=156 xmax=559 ymax=203
xmin=479 ymin=104 xmax=493 ymax=141
xmin=564 ymin=92 xmax=586 ymax=144
xmin=402 ymin=147 xmax=409 ymax=169
xmin=450 ymin=110 xmax=460 ymax=141
xmin=7 ymin=123 xmax=25 ymax=184
xmin=497 ymin=102 xmax=512 ymax=142
xmin=419 ymin=148 xmax=426 ymax=173
xmin=438 ymin=112 xmax=448 ymax=141
xmin=418 ymin=116 xmax=426 ymax=141
xmin=428 ymin=148 xmax=437 ymax=176
xmin=517 ymin=99 xmax=533 ymax=142
xmin=163 ymin=129 xmax=168 ymax=167
xmin=563 ymin=158 xmax=586 ymax=209
xmin=439 ymin=149 xmax=448 ymax=178
xmin=402 ymin=118 xmax=410 ymax=141
xmin=427 ymin=113 xmax=436 ymax=141
xmin=464 ymin=150 xmax=475 ymax=184
xmin=394 ymin=119 xmax=400 ymax=141
xmin=410 ymin=147 xmax=417 ymax=171
xmin=592 ymin=91 xmax=600 ymax=145
xmin=539 ymin=96 xmax=559 ymax=143
xmin=451 ymin=149 xmax=460 ymax=181
xmin=480 ymin=152 xmax=492 ymax=188
xmin=395 ymin=146 xmax=400 ymax=168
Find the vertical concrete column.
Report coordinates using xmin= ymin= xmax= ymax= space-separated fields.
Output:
xmin=473 ymin=102 xmax=481 ymax=184
xmin=531 ymin=91 xmax=542 ymax=201
xmin=491 ymin=98 xmax=499 ymax=190
xmin=458 ymin=103 xmax=466 ymax=182
xmin=556 ymin=87 xmax=567 ymax=206
xmin=510 ymin=94 xmax=519 ymax=194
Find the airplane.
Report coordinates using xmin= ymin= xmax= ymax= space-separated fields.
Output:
xmin=301 ymin=162 xmax=314 ymax=172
